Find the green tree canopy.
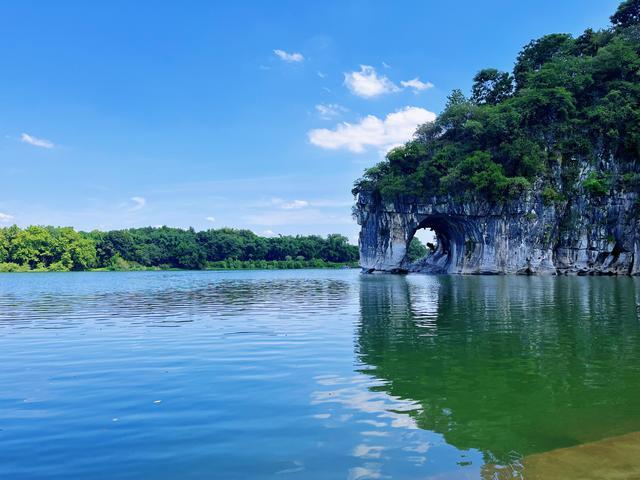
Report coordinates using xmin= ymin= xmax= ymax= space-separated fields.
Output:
xmin=471 ymin=68 xmax=514 ymax=105
xmin=611 ymin=0 xmax=640 ymax=29
xmin=353 ymin=1 xmax=640 ymax=204
xmin=0 ymin=226 xmax=358 ymax=272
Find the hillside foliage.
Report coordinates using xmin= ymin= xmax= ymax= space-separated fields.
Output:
xmin=353 ymin=0 xmax=640 ymax=203
xmin=0 ymin=226 xmax=358 ymax=272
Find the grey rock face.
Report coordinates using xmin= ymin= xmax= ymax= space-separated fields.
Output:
xmin=355 ymin=180 xmax=639 ymax=276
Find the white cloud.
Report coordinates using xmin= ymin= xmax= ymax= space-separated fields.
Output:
xmin=262 ymin=229 xmax=277 ymax=237
xmin=315 ymin=103 xmax=347 ymax=120
xmin=308 ymin=106 xmax=436 ymax=153
xmin=344 ymin=65 xmax=400 ymax=98
xmin=129 ymin=196 xmax=146 ymax=211
xmin=308 ymin=199 xmax=353 ymax=208
xmin=271 ymin=198 xmax=309 ymax=210
xmin=0 ymin=212 xmax=15 ymax=223
xmin=205 ymin=216 xmax=216 ymax=223
xmin=20 ymin=133 xmax=54 ymax=149
xmin=282 ymin=200 xmax=308 ymax=209
xmin=245 ymin=209 xmax=352 ymax=227
xmin=400 ymin=77 xmax=434 ymax=93
xmin=317 ymin=71 xmax=327 ymax=78
xmin=382 ymin=61 xmax=391 ymax=69
xmin=273 ymin=49 xmax=304 ymax=63
xmin=254 ymin=197 xmax=351 ymax=210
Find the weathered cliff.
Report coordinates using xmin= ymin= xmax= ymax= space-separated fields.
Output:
xmin=352 ymin=2 xmax=640 ymax=275
xmin=355 ymin=164 xmax=640 ymax=276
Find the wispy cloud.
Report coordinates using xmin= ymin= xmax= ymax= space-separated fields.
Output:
xmin=308 ymin=106 xmax=436 ymax=153
xmin=400 ymin=77 xmax=434 ymax=93
xmin=317 ymin=71 xmax=327 ymax=78
xmin=0 ymin=212 xmax=15 ymax=223
xmin=20 ymin=133 xmax=54 ymax=149
xmin=282 ymin=200 xmax=308 ymax=209
xmin=315 ymin=103 xmax=347 ymax=120
xmin=252 ymin=197 xmax=351 ymax=211
xmin=344 ymin=65 xmax=400 ymax=98
xmin=307 ymin=199 xmax=353 ymax=208
xmin=129 ymin=196 xmax=146 ymax=211
xmin=245 ymin=209 xmax=352 ymax=227
xmin=273 ymin=49 xmax=304 ymax=63
xmin=205 ymin=216 xmax=216 ymax=223
xmin=271 ymin=198 xmax=309 ymax=210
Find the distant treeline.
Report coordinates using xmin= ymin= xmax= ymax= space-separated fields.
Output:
xmin=0 ymin=226 xmax=359 ymax=272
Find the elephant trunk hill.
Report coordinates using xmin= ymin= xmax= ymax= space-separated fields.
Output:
xmin=353 ymin=0 xmax=640 ymax=275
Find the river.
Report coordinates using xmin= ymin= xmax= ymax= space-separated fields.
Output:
xmin=1 ymin=270 xmax=639 ymax=479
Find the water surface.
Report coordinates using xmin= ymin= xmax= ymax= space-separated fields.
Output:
xmin=1 ymin=270 xmax=639 ymax=479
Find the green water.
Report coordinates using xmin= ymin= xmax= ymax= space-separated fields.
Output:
xmin=0 ymin=271 xmax=639 ymax=479
xmin=358 ymin=274 xmax=640 ymax=466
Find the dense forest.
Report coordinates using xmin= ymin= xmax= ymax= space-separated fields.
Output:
xmin=353 ymin=0 xmax=640 ymax=203
xmin=0 ymin=226 xmax=360 ymax=272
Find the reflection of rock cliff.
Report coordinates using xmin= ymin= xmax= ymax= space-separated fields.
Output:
xmin=356 ymin=275 xmax=640 ymax=463
xmin=352 ymin=1 xmax=640 ymax=276
xmin=355 ymin=187 xmax=639 ymax=275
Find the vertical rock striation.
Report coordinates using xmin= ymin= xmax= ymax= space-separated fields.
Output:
xmin=355 ymin=167 xmax=639 ymax=275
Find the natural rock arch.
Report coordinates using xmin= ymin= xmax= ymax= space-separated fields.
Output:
xmin=354 ymin=188 xmax=639 ymax=275
xmin=407 ymin=215 xmax=475 ymax=274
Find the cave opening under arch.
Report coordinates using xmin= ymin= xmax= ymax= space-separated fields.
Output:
xmin=406 ymin=216 xmax=470 ymax=273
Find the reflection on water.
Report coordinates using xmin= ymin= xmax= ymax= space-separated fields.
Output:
xmin=0 ymin=270 xmax=639 ymax=479
xmin=357 ymin=274 xmax=640 ymax=472
xmin=0 ymin=275 xmax=353 ymax=329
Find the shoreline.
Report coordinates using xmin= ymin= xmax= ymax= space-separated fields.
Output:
xmin=0 ymin=263 xmax=360 ymax=274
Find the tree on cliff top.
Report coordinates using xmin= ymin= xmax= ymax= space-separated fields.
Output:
xmin=471 ymin=69 xmax=514 ymax=105
xmin=611 ymin=0 xmax=640 ymax=29
xmin=353 ymin=0 xmax=640 ymax=203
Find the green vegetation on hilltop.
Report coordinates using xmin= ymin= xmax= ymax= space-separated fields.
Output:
xmin=353 ymin=0 xmax=640 ymax=203
xmin=0 ymin=225 xmax=358 ymax=272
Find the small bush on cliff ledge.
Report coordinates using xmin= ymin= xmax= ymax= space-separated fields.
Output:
xmin=542 ymin=186 xmax=563 ymax=205
xmin=583 ymin=172 xmax=611 ymax=196
xmin=353 ymin=0 xmax=640 ymax=204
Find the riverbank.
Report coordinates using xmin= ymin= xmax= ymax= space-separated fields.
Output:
xmin=0 ymin=259 xmax=359 ymax=273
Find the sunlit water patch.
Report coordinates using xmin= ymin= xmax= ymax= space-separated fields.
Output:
xmin=0 ymin=270 xmax=639 ymax=479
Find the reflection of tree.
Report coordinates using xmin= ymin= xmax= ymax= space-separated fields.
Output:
xmin=357 ymin=275 xmax=640 ymax=464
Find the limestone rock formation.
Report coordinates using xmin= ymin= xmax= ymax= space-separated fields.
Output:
xmin=355 ymin=166 xmax=639 ymax=276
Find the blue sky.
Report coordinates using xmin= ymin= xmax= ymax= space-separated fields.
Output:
xmin=0 ymin=0 xmax=620 ymax=242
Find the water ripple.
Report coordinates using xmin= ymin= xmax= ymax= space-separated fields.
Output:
xmin=0 ymin=271 xmax=638 ymax=479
